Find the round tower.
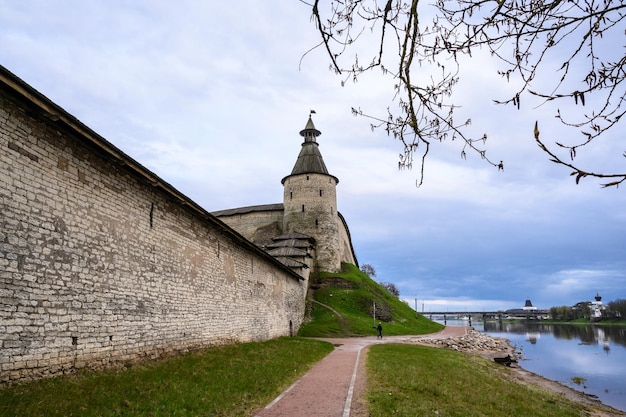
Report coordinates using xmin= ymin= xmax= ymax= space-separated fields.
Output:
xmin=281 ymin=115 xmax=341 ymax=272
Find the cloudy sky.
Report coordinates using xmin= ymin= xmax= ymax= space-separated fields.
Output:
xmin=2 ymin=1 xmax=624 ymax=313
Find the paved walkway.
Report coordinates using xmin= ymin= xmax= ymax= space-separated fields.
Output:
xmin=255 ymin=326 xmax=468 ymax=417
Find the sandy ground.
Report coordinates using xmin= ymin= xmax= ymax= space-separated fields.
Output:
xmin=255 ymin=327 xmax=625 ymax=416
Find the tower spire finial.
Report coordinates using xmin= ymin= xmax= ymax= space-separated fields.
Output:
xmin=300 ymin=112 xmax=321 ymax=141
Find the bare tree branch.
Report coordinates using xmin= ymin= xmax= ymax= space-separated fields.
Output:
xmin=307 ymin=0 xmax=626 ymax=187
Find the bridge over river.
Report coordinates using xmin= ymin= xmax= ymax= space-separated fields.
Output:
xmin=424 ymin=310 xmax=550 ymax=323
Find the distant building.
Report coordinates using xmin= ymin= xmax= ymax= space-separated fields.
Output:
xmin=504 ymin=299 xmax=548 ymax=319
xmin=590 ymin=293 xmax=603 ymax=322
xmin=522 ymin=299 xmax=537 ymax=311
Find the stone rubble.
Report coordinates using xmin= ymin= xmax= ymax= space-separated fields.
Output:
xmin=413 ymin=328 xmax=514 ymax=354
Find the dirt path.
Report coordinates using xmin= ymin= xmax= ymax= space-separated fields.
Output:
xmin=312 ymin=300 xmax=351 ymax=335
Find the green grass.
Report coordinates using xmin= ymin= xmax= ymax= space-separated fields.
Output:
xmin=365 ymin=343 xmax=611 ymax=417
xmin=0 ymin=337 xmax=333 ymax=417
xmin=10 ymin=263 xmax=610 ymax=416
xmin=5 ymin=340 xmax=616 ymax=417
xmin=298 ymin=263 xmax=444 ymax=337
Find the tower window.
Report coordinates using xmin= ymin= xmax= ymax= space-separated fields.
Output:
xmin=302 ymin=205 xmax=305 ymax=212
xmin=319 ymin=189 xmax=323 ymax=197
xmin=306 ymin=175 xmax=309 ymax=180
xmin=290 ymin=192 xmax=293 ymax=199
xmin=315 ymin=219 xmax=319 ymax=227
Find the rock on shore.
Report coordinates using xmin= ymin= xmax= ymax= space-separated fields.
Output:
xmin=413 ymin=328 xmax=514 ymax=355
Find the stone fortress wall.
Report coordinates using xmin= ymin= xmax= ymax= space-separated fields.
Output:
xmin=214 ymin=205 xmax=285 ymax=248
xmin=215 ymin=203 xmax=356 ymax=275
xmin=212 ymin=114 xmax=358 ymax=275
xmin=336 ymin=212 xmax=356 ymax=270
xmin=0 ymin=67 xmax=307 ymax=384
xmin=282 ymin=174 xmax=341 ymax=272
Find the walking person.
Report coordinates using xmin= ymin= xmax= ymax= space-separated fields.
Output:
xmin=377 ymin=322 xmax=383 ymax=339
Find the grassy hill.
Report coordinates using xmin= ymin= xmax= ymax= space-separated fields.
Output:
xmin=298 ymin=263 xmax=444 ymax=337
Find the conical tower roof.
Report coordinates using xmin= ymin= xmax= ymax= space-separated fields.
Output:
xmin=281 ymin=115 xmax=338 ymax=184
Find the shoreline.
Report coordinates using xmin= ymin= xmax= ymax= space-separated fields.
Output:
xmin=409 ymin=328 xmax=625 ymax=416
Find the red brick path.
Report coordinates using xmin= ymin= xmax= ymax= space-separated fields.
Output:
xmin=255 ymin=326 xmax=467 ymax=417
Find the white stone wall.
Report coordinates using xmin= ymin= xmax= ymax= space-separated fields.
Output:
xmin=283 ymin=174 xmax=341 ymax=272
xmin=0 ymin=92 xmax=306 ymax=384
xmin=217 ymin=210 xmax=284 ymax=246
xmin=337 ymin=215 xmax=357 ymax=266
xmin=218 ymin=208 xmax=355 ymax=273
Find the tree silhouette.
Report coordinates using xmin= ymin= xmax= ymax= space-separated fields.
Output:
xmin=361 ymin=263 xmax=377 ymax=277
xmin=380 ymin=281 xmax=401 ymax=297
xmin=305 ymin=0 xmax=625 ymax=187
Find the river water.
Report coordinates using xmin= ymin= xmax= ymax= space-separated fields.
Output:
xmin=437 ymin=319 xmax=626 ymax=412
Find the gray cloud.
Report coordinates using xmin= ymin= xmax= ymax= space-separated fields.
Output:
xmin=1 ymin=1 xmax=624 ymax=312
